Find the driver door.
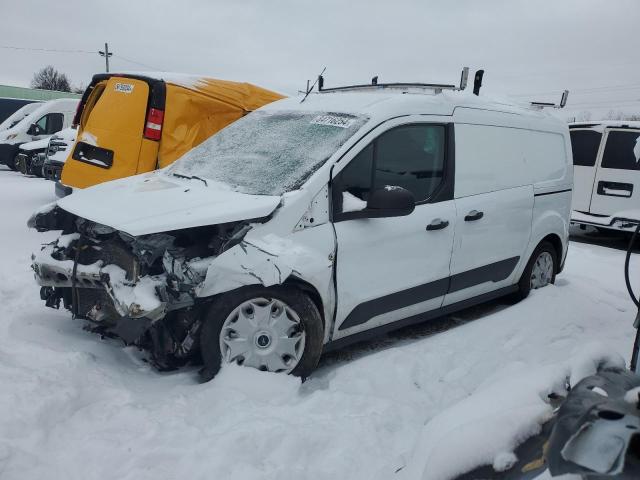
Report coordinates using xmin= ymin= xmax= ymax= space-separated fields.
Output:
xmin=331 ymin=121 xmax=456 ymax=339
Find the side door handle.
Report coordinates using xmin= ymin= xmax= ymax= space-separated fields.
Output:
xmin=464 ymin=210 xmax=484 ymax=222
xmin=426 ymin=219 xmax=449 ymax=231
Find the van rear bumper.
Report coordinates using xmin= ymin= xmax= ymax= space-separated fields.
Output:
xmin=571 ymin=210 xmax=640 ymax=232
xmin=55 ymin=181 xmax=73 ymax=198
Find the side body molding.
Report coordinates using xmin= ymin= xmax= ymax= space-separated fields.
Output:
xmin=338 ymin=256 xmax=519 ymax=331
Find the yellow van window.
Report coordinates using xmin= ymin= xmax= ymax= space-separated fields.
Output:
xmin=80 ymin=82 xmax=107 ymax=130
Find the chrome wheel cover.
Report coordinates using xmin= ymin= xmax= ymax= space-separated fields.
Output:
xmin=219 ymin=297 xmax=306 ymax=373
xmin=530 ymin=251 xmax=554 ymax=289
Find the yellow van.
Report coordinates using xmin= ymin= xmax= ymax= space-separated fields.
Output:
xmin=58 ymin=73 xmax=284 ymax=195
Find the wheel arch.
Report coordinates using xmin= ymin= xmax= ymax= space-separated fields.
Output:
xmin=283 ymin=277 xmax=326 ymax=330
xmin=540 ymin=233 xmax=563 ymax=269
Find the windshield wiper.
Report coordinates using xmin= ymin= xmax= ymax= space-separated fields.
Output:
xmin=172 ymin=173 xmax=208 ymax=187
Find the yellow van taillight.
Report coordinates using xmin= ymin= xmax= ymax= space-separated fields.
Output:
xmin=144 ymin=108 xmax=164 ymax=141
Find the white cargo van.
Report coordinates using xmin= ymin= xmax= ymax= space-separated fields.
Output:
xmin=0 ymin=98 xmax=78 ymax=170
xmin=570 ymin=121 xmax=640 ymax=231
xmin=29 ymin=80 xmax=572 ymax=380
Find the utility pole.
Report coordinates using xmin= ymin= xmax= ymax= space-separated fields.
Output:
xmin=98 ymin=42 xmax=113 ymax=72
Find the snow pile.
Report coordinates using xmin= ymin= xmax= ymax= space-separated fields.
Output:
xmin=403 ymin=343 xmax=625 ymax=480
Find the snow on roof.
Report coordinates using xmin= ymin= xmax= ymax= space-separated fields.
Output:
xmin=262 ymin=88 xmax=559 ymax=126
xmin=570 ymin=120 xmax=640 ymax=130
xmin=114 ymin=71 xmax=211 ymax=89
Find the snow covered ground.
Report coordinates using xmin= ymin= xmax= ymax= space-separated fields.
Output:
xmin=0 ymin=167 xmax=637 ymax=480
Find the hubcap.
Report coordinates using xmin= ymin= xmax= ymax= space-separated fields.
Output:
xmin=219 ymin=297 xmax=306 ymax=373
xmin=530 ymin=251 xmax=554 ymax=289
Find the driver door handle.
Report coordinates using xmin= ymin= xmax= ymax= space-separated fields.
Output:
xmin=426 ymin=219 xmax=449 ymax=231
xmin=464 ymin=210 xmax=484 ymax=222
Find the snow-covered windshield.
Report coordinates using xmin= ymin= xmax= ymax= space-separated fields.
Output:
xmin=168 ymin=110 xmax=368 ymax=196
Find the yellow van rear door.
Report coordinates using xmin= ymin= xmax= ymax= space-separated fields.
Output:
xmin=65 ymin=77 xmax=150 ymax=187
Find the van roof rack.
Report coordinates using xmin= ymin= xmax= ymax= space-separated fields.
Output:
xmin=313 ymin=67 xmax=472 ymax=95
xmin=531 ymin=90 xmax=569 ymax=110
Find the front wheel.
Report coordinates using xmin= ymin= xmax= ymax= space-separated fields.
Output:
xmin=199 ymin=285 xmax=324 ymax=382
xmin=512 ymin=241 xmax=558 ymax=301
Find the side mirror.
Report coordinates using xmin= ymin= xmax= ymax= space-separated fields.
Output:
xmin=27 ymin=123 xmax=40 ymax=136
xmin=366 ymin=186 xmax=415 ymax=217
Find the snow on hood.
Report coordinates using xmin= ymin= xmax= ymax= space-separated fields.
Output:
xmin=52 ymin=127 xmax=77 ymax=143
xmin=19 ymin=136 xmax=52 ymax=151
xmin=57 ymin=172 xmax=281 ymax=236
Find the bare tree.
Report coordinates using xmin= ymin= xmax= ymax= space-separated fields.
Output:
xmin=577 ymin=110 xmax=592 ymax=122
xmin=606 ymin=109 xmax=625 ymax=121
xmin=30 ymin=66 xmax=71 ymax=92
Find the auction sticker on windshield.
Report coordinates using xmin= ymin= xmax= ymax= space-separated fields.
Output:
xmin=311 ymin=114 xmax=356 ymax=129
xmin=114 ymin=83 xmax=134 ymax=94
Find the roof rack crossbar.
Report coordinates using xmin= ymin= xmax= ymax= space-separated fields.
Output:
xmin=315 ymin=67 xmax=473 ymax=95
xmin=530 ymin=89 xmax=569 ymax=110
xmin=318 ymin=82 xmax=457 ymax=94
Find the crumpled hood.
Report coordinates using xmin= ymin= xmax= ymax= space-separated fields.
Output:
xmin=57 ymin=172 xmax=281 ymax=236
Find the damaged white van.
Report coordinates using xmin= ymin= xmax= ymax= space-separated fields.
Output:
xmin=570 ymin=121 xmax=640 ymax=231
xmin=29 ymin=80 xmax=572 ymax=380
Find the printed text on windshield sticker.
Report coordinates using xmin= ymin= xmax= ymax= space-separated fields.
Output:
xmin=114 ymin=83 xmax=134 ymax=94
xmin=311 ymin=114 xmax=356 ymax=129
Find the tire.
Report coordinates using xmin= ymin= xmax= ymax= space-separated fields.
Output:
xmin=18 ymin=156 xmax=29 ymax=175
xmin=512 ymin=241 xmax=558 ymax=301
xmin=199 ymin=285 xmax=324 ymax=382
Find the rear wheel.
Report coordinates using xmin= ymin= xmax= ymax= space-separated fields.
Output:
xmin=199 ymin=285 xmax=324 ymax=382
xmin=512 ymin=241 xmax=558 ymax=301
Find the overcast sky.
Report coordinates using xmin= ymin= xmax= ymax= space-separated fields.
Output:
xmin=1 ymin=0 xmax=638 ymax=119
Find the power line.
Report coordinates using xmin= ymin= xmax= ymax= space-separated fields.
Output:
xmin=0 ymin=44 xmax=95 ymax=54
xmin=567 ymin=99 xmax=640 ymax=108
xmin=112 ymin=54 xmax=159 ymax=71
xmin=0 ymin=43 xmax=160 ymax=71
xmin=509 ymin=83 xmax=640 ymax=98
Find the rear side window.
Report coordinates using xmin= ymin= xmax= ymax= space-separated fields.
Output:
xmin=601 ymin=130 xmax=640 ymax=170
xmin=570 ymin=130 xmax=602 ymax=167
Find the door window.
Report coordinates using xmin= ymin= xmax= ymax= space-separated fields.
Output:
xmin=35 ymin=115 xmax=47 ymax=133
xmin=570 ymin=130 xmax=602 ymax=167
xmin=600 ymin=130 xmax=640 ymax=170
xmin=335 ymin=124 xmax=446 ymax=214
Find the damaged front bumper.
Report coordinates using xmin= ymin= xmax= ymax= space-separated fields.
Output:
xmin=32 ymin=239 xmax=172 ymax=343
xmin=28 ymin=206 xmax=256 ymax=368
